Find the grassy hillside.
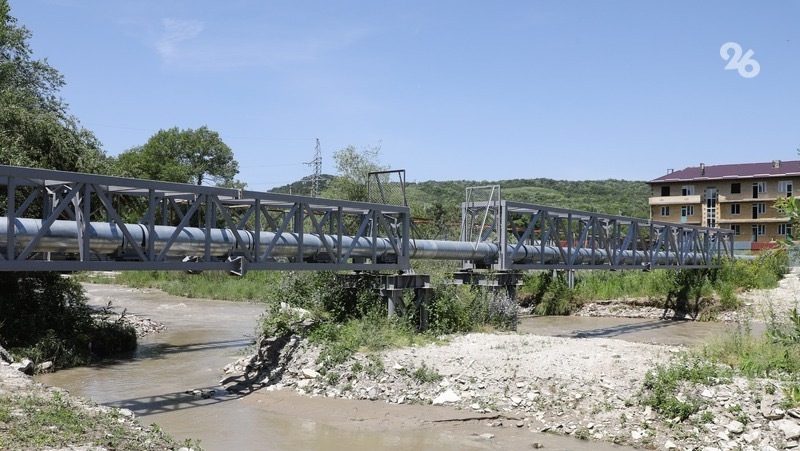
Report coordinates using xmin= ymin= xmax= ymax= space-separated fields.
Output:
xmin=270 ymin=174 xmax=335 ymax=196
xmin=406 ymin=178 xmax=650 ymax=218
xmin=270 ymin=175 xmax=649 ymax=239
xmin=273 ymin=177 xmax=649 ymax=217
xmin=401 ymin=178 xmax=649 ymax=238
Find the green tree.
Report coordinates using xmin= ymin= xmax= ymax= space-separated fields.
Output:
xmin=0 ymin=0 xmax=107 ymax=173
xmin=113 ymin=126 xmax=239 ymax=186
xmin=325 ymin=144 xmax=386 ymax=201
xmin=0 ymin=1 xmax=134 ymax=368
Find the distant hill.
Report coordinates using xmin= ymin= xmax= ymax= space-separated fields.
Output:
xmin=270 ymin=174 xmax=335 ymax=196
xmin=405 ymin=178 xmax=650 ymax=219
xmin=269 ymin=175 xmax=650 ymax=238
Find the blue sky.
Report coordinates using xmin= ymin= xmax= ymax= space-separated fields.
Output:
xmin=9 ymin=1 xmax=800 ymax=190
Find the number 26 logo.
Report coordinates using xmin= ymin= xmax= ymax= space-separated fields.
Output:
xmin=720 ymin=42 xmax=760 ymax=79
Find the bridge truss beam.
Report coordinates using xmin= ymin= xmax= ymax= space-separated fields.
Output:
xmin=0 ymin=165 xmax=411 ymax=272
xmin=461 ymin=199 xmax=734 ymax=271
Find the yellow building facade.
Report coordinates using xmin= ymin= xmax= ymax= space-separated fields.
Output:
xmin=648 ymin=160 xmax=797 ymax=250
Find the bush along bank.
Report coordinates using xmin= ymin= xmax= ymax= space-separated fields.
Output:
xmin=220 ymin=270 xmax=519 ymax=392
xmin=0 ymin=272 xmax=137 ymax=372
xmin=519 ymin=249 xmax=789 ymax=319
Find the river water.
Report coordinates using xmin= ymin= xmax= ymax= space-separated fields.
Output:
xmin=37 ymin=284 xmax=736 ymax=451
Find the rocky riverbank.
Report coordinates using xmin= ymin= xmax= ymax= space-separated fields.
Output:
xmin=90 ymin=302 xmax=167 ymax=337
xmin=0 ymin=356 xmax=194 ymax=450
xmin=223 ymin=330 xmax=800 ymax=450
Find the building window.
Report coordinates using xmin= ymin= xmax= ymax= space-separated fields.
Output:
xmin=661 ymin=186 xmax=670 ymax=196
xmin=660 ymin=206 xmax=669 ymax=216
xmin=757 ymin=202 xmax=766 ymax=214
xmin=730 ymin=224 xmax=740 ymax=235
xmin=681 ymin=185 xmax=695 ymax=196
xmin=753 ymin=181 xmax=766 ymax=197
xmin=756 ymin=224 xmax=766 ymax=235
xmin=778 ymin=223 xmax=792 ymax=237
xmin=731 ymin=183 xmax=741 ymax=194
xmin=779 ymin=181 xmax=793 ymax=197
xmin=681 ymin=205 xmax=694 ymax=216
xmin=730 ymin=203 xmax=740 ymax=215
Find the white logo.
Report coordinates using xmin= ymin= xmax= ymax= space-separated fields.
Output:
xmin=720 ymin=42 xmax=760 ymax=78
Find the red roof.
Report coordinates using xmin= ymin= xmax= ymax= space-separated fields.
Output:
xmin=650 ymin=160 xmax=800 ymax=183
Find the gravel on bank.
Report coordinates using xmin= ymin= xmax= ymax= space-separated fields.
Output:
xmin=225 ymin=331 xmax=800 ymax=450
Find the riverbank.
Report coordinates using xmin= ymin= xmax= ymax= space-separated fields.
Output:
xmin=220 ymin=272 xmax=800 ymax=450
xmin=0 ymin=361 xmax=196 ymax=450
xmin=574 ymin=267 xmax=800 ymax=322
xmin=227 ymin=328 xmax=797 ymax=450
xmin=32 ymin=284 xmax=628 ymax=451
xmin=9 ymin=269 xmax=798 ymax=450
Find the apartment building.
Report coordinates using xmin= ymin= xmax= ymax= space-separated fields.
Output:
xmin=649 ymin=160 xmax=798 ymax=250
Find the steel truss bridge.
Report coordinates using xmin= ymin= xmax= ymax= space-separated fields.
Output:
xmin=0 ymin=165 xmax=734 ymax=274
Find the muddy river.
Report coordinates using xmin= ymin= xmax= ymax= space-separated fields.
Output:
xmin=37 ymin=284 xmax=732 ymax=451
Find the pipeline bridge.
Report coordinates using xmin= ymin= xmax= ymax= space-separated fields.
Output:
xmin=0 ymin=165 xmax=733 ymax=273
xmin=0 ymin=165 xmax=734 ymax=316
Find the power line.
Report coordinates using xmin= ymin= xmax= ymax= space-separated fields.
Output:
xmin=304 ymin=138 xmax=323 ymax=197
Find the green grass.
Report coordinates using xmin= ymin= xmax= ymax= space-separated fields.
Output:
xmin=644 ymin=305 xmax=800 ymax=419
xmin=309 ymin=312 xmax=436 ymax=370
xmin=0 ymin=391 xmax=199 ymax=450
xmin=641 ymin=357 xmax=731 ymax=421
xmin=520 ymin=249 xmax=788 ymax=316
xmin=411 ymin=362 xmax=443 ymax=383
xmin=702 ymin=309 xmax=800 ymax=379
xmin=76 ymin=270 xmax=283 ymax=303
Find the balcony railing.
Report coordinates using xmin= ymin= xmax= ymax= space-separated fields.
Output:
xmin=648 ymin=195 xmax=701 ymax=206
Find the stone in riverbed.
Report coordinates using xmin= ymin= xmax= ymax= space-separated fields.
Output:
xmin=774 ymin=419 xmax=800 ymax=440
xmin=432 ymin=389 xmax=460 ymax=405
xmin=663 ymin=440 xmax=677 ymax=449
xmin=726 ymin=420 xmax=745 ymax=434
xmin=741 ymin=430 xmax=760 ymax=443
xmin=301 ymin=368 xmax=319 ymax=379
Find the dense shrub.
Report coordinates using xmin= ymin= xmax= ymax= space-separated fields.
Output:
xmin=425 ymin=285 xmax=517 ymax=334
xmin=0 ymin=273 xmax=136 ymax=368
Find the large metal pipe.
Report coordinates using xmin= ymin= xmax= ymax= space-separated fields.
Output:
xmin=0 ymin=217 xmax=705 ymax=265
